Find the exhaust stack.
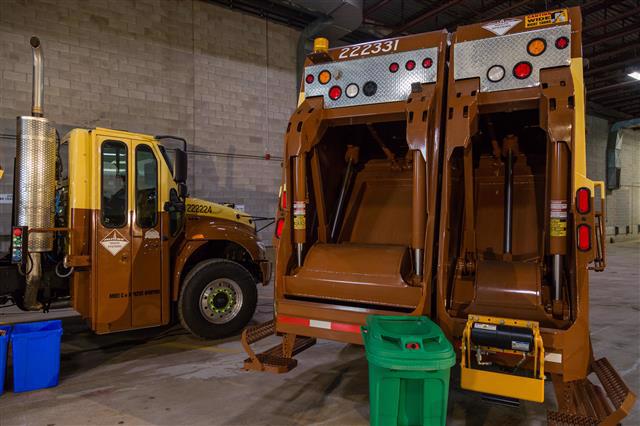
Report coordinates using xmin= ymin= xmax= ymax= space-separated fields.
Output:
xmin=14 ymin=36 xmax=57 ymax=310
xmin=30 ymin=36 xmax=44 ymax=117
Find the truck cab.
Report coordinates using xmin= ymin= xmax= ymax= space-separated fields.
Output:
xmin=4 ymin=125 xmax=270 ymax=339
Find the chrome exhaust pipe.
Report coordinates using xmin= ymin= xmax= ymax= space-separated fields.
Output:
xmin=16 ymin=36 xmax=54 ymax=310
xmin=30 ymin=36 xmax=44 ymax=117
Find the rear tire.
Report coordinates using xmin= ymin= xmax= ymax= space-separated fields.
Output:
xmin=178 ymin=259 xmax=257 ymax=339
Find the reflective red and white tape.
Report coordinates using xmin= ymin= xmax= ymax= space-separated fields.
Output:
xmin=278 ymin=315 xmax=361 ymax=334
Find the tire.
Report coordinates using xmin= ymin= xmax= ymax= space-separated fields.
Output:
xmin=178 ymin=259 xmax=257 ymax=339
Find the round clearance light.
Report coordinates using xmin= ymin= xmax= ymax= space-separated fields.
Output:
xmin=513 ymin=61 xmax=533 ymax=79
xmin=363 ymin=81 xmax=377 ymax=97
xmin=328 ymin=85 xmax=342 ymax=100
xmin=422 ymin=57 xmax=433 ymax=69
xmin=318 ymin=70 xmax=331 ymax=85
xmin=405 ymin=60 xmax=416 ymax=71
xmin=487 ymin=65 xmax=506 ymax=82
xmin=305 ymin=74 xmax=314 ymax=84
xmin=389 ymin=62 xmax=400 ymax=73
xmin=555 ymin=36 xmax=569 ymax=49
xmin=345 ymin=83 xmax=359 ymax=98
xmin=527 ymin=38 xmax=547 ymax=56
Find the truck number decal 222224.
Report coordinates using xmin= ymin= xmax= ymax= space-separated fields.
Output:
xmin=187 ymin=204 xmax=213 ymax=214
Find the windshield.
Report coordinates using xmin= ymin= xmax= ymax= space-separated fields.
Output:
xmin=158 ymin=144 xmax=174 ymax=176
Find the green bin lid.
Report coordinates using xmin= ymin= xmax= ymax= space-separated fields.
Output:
xmin=362 ymin=315 xmax=455 ymax=370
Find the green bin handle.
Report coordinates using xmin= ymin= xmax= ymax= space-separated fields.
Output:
xmin=361 ymin=325 xmax=441 ymax=352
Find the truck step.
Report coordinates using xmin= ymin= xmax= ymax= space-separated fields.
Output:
xmin=547 ymin=411 xmax=598 ymax=426
xmin=241 ymin=320 xmax=316 ymax=374
xmin=242 ymin=319 xmax=276 ymax=345
xmin=547 ymin=358 xmax=636 ymax=426
xmin=592 ymin=357 xmax=633 ymax=411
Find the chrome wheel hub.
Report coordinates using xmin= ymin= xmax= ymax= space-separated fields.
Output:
xmin=199 ymin=278 xmax=243 ymax=324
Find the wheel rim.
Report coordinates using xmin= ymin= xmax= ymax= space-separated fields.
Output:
xmin=199 ymin=278 xmax=243 ymax=324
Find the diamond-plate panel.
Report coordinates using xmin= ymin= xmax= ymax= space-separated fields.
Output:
xmin=454 ymin=25 xmax=571 ymax=92
xmin=304 ymin=47 xmax=438 ymax=109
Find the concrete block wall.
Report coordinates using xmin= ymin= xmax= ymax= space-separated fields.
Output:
xmin=0 ymin=0 xmax=298 ymax=247
xmin=586 ymin=115 xmax=640 ymax=241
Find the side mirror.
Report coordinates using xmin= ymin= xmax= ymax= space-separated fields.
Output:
xmin=164 ymin=188 xmax=185 ymax=213
xmin=174 ymin=149 xmax=188 ymax=183
xmin=178 ymin=183 xmax=188 ymax=199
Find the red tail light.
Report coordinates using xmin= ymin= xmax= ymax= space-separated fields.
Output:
xmin=305 ymin=74 xmax=314 ymax=84
xmin=555 ymin=36 xmax=569 ymax=49
xmin=422 ymin=57 xmax=433 ymax=69
xmin=576 ymin=187 xmax=591 ymax=214
xmin=577 ymin=224 xmax=591 ymax=251
xmin=389 ymin=62 xmax=399 ymax=73
xmin=405 ymin=60 xmax=416 ymax=71
xmin=513 ymin=61 xmax=533 ymax=79
xmin=328 ymin=85 xmax=342 ymax=100
xmin=281 ymin=190 xmax=287 ymax=210
xmin=275 ymin=218 xmax=285 ymax=238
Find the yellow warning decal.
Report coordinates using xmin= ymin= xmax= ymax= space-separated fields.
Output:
xmin=525 ymin=9 xmax=568 ymax=28
xmin=550 ymin=218 xmax=567 ymax=237
xmin=293 ymin=215 xmax=306 ymax=230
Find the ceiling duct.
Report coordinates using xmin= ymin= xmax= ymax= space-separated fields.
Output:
xmin=292 ymin=0 xmax=363 ymax=42
xmin=290 ymin=0 xmax=363 ymax=87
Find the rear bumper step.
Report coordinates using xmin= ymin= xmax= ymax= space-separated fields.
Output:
xmin=241 ymin=319 xmax=316 ymax=374
xmin=548 ymin=358 xmax=636 ymax=426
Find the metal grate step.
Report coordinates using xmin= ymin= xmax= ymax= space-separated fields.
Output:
xmin=243 ymin=336 xmax=316 ymax=373
xmin=547 ymin=357 xmax=636 ymax=425
xmin=592 ymin=357 xmax=630 ymax=410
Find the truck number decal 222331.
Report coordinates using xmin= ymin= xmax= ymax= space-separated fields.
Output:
xmin=338 ymin=39 xmax=400 ymax=59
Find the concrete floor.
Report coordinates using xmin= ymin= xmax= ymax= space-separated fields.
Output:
xmin=0 ymin=241 xmax=638 ymax=425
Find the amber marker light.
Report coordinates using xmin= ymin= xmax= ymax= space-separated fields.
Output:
xmin=527 ymin=38 xmax=547 ymax=56
xmin=318 ymin=70 xmax=331 ymax=85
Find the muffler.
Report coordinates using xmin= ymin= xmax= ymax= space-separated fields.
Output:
xmin=14 ymin=36 xmax=56 ymax=310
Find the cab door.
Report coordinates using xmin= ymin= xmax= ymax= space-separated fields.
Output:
xmin=95 ymin=137 xmax=132 ymax=332
xmin=130 ymin=142 xmax=163 ymax=328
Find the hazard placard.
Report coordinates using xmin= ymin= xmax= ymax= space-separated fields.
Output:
xmin=100 ymin=230 xmax=129 ymax=256
xmin=525 ymin=9 xmax=568 ymax=28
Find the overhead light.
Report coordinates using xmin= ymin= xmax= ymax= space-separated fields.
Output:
xmin=628 ymin=71 xmax=640 ymax=80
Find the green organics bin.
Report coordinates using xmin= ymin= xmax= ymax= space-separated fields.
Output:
xmin=362 ymin=315 xmax=455 ymax=426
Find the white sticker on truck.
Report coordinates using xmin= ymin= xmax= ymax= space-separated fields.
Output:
xmin=100 ymin=230 xmax=129 ymax=256
xmin=482 ymin=18 xmax=521 ymax=36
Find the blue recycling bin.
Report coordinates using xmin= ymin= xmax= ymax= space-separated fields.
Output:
xmin=11 ymin=320 xmax=63 ymax=392
xmin=0 ymin=325 xmax=10 ymax=396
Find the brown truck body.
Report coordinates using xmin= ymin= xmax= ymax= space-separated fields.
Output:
xmin=243 ymin=7 xmax=635 ymax=424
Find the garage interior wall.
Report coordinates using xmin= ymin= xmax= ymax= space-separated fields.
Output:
xmin=586 ymin=115 xmax=640 ymax=241
xmin=0 ymin=0 xmax=299 ymax=247
xmin=0 ymin=1 xmax=638 ymax=250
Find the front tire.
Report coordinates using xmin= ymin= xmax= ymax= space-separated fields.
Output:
xmin=178 ymin=259 xmax=257 ymax=339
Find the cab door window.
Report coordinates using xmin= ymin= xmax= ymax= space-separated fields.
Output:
xmin=135 ymin=145 xmax=158 ymax=228
xmin=101 ymin=140 xmax=128 ymax=228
